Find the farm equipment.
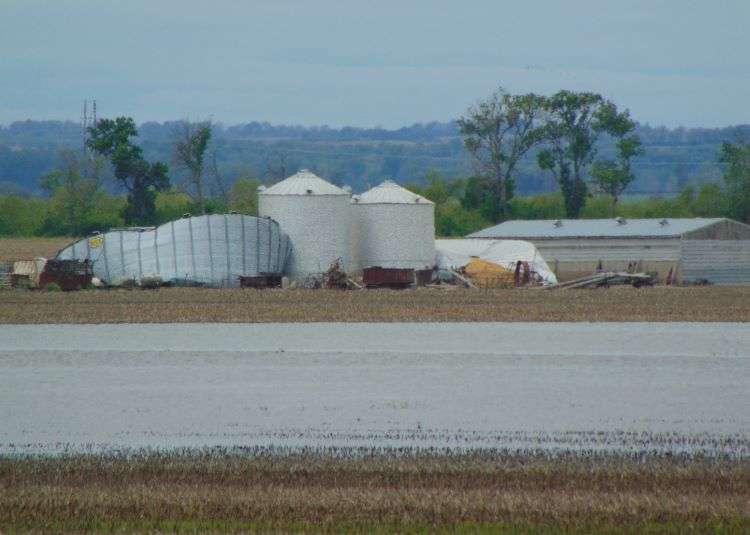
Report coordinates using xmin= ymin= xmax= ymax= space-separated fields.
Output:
xmin=362 ymin=267 xmax=414 ymax=289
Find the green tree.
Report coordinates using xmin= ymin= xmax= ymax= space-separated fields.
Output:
xmin=458 ymin=88 xmax=546 ymax=221
xmin=228 ymin=175 xmax=262 ymax=215
xmin=173 ymin=120 xmax=212 ymax=214
xmin=509 ymin=192 xmax=566 ymax=220
xmin=537 ymin=91 xmax=640 ymax=218
xmin=39 ymin=150 xmax=106 ymax=236
xmin=155 ymin=188 xmax=193 ymax=224
xmin=462 ymin=176 xmax=499 ymax=222
xmin=435 ymin=199 xmax=490 ymax=237
xmin=590 ymin=135 xmax=644 ymax=215
xmin=0 ymin=196 xmax=46 ymax=236
xmin=87 ymin=117 xmax=169 ymax=225
xmin=719 ymin=140 xmax=750 ymax=223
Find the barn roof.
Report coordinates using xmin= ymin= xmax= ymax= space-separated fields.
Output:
xmin=468 ymin=218 xmax=728 ymax=239
xmin=355 ymin=180 xmax=433 ymax=205
xmin=260 ymin=169 xmax=349 ymax=196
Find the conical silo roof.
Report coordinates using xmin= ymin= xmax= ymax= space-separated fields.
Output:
xmin=261 ymin=169 xmax=349 ymax=196
xmin=356 ymin=180 xmax=433 ymax=204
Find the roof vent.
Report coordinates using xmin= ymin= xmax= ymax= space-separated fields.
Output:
xmin=257 ymin=185 xmax=267 ymax=193
xmin=305 ymin=188 xmax=313 ymax=194
xmin=352 ymin=196 xmax=360 ymax=203
xmin=342 ymin=185 xmax=352 ymax=194
xmin=182 ymin=213 xmax=191 ymax=218
xmin=615 ymin=217 xmax=627 ymax=225
xmin=659 ymin=218 xmax=669 ymax=226
xmin=415 ymin=197 xmax=421 ymax=203
xmin=553 ymin=220 xmax=563 ymax=228
xmin=230 ymin=210 xmax=238 ymax=215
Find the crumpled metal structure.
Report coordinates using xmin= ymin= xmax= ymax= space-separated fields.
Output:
xmin=56 ymin=214 xmax=291 ymax=287
xmin=435 ymin=238 xmax=558 ymax=285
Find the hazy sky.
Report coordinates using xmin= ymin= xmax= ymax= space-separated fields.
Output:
xmin=2 ymin=0 xmax=748 ymax=128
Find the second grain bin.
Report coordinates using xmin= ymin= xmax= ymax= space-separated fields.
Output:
xmin=259 ymin=170 xmax=351 ymax=280
xmin=353 ymin=180 xmax=435 ymax=272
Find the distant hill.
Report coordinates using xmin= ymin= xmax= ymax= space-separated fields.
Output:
xmin=1 ymin=119 xmax=748 ymax=196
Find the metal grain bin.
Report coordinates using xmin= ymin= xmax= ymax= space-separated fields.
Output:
xmin=352 ymin=180 xmax=435 ymax=273
xmin=259 ymin=170 xmax=351 ymax=281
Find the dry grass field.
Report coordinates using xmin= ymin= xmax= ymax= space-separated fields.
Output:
xmin=0 ymin=237 xmax=73 ymax=262
xmin=0 ymin=285 xmax=749 ymax=323
xmin=1 ymin=452 xmax=748 ymax=534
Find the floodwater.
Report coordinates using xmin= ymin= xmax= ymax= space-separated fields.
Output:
xmin=1 ymin=323 xmax=748 ymax=456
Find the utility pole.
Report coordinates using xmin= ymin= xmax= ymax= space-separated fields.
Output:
xmin=81 ymin=98 xmax=98 ymax=155
xmin=81 ymin=99 xmax=88 ymax=154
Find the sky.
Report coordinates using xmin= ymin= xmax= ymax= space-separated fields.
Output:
xmin=1 ymin=0 xmax=749 ymax=128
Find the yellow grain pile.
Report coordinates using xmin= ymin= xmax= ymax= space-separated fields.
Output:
xmin=463 ymin=257 xmax=515 ymax=288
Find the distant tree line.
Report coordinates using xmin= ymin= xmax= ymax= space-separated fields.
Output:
xmin=2 ymin=143 xmax=746 ymax=238
xmin=1 ymin=117 xmax=748 ymax=198
xmin=1 ymin=86 xmax=749 ymax=237
xmin=407 ymin=141 xmax=749 ymax=236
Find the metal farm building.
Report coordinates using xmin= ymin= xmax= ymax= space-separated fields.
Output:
xmin=351 ymin=180 xmax=435 ymax=273
xmin=468 ymin=218 xmax=750 ymax=284
xmin=259 ymin=170 xmax=351 ymax=280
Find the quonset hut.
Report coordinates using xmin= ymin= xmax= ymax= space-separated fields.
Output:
xmin=259 ymin=170 xmax=351 ymax=280
xmin=468 ymin=217 xmax=750 ymax=284
xmin=351 ymin=180 xmax=435 ymax=273
xmin=56 ymin=214 xmax=291 ymax=287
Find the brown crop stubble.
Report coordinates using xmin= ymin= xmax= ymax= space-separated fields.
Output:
xmin=1 ymin=453 xmax=749 ymax=533
xmin=0 ymin=237 xmax=73 ymax=262
xmin=1 ymin=285 xmax=749 ymax=323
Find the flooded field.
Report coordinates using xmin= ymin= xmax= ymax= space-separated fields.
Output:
xmin=1 ymin=323 xmax=748 ymax=456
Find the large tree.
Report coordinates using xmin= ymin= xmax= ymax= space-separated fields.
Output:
xmin=457 ymin=88 xmax=546 ymax=221
xmin=537 ymin=91 xmax=640 ymax=218
xmin=172 ymin=120 xmax=212 ymax=214
xmin=719 ymin=139 xmax=750 ymax=223
xmin=40 ymin=150 xmax=104 ymax=236
xmin=87 ymin=117 xmax=169 ymax=225
xmin=590 ymin=134 xmax=644 ymax=214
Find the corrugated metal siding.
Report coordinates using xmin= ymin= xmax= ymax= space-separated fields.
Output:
xmin=682 ymin=219 xmax=750 ymax=240
xmin=259 ymin=192 xmax=351 ymax=279
xmin=354 ymin=202 xmax=435 ymax=271
xmin=680 ymin=240 xmax=750 ymax=284
xmin=56 ymin=214 xmax=290 ymax=286
xmin=533 ymin=238 xmax=681 ymax=263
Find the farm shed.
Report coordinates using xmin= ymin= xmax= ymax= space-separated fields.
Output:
xmin=56 ymin=214 xmax=291 ymax=287
xmin=351 ymin=180 xmax=435 ymax=273
xmin=259 ymin=170 xmax=351 ymax=280
xmin=467 ymin=218 xmax=750 ymax=284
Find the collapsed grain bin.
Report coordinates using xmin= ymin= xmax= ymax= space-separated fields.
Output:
xmin=351 ymin=180 xmax=435 ymax=273
xmin=56 ymin=213 xmax=291 ymax=287
xmin=258 ymin=170 xmax=351 ymax=280
xmin=435 ymin=238 xmax=558 ymax=285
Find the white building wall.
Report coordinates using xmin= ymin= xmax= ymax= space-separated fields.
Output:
xmin=532 ymin=238 xmax=682 ymax=263
xmin=521 ymin=237 xmax=682 ymax=280
xmin=680 ymin=240 xmax=750 ymax=284
xmin=355 ymin=203 xmax=435 ymax=270
xmin=347 ymin=202 xmax=362 ymax=274
xmin=259 ymin=194 xmax=350 ymax=279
